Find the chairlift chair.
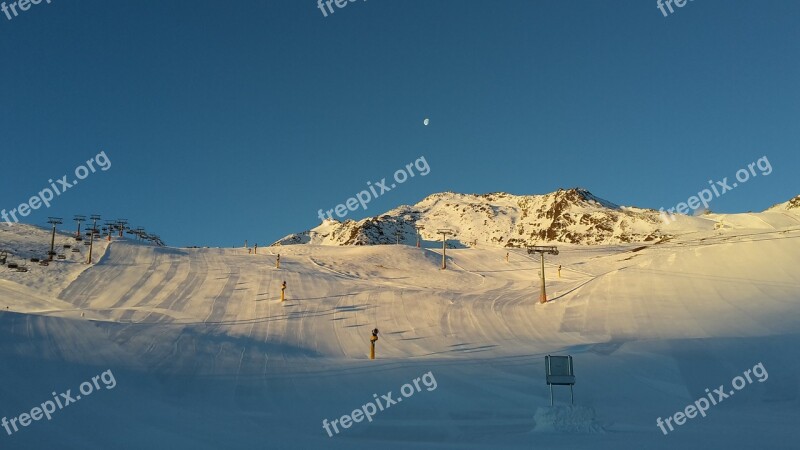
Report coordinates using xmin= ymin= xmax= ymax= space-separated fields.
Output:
xmin=72 ymin=248 xmax=80 ymax=253
xmin=39 ymin=260 xmax=49 ymax=266
xmin=15 ymin=266 xmax=28 ymax=273
xmin=63 ymin=244 xmax=71 ymax=249
xmin=30 ymin=258 xmax=40 ymax=263
xmin=8 ymin=263 xmax=19 ymax=269
xmin=57 ymin=254 xmax=67 ymax=260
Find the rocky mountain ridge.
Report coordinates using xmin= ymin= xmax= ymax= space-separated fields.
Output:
xmin=273 ymin=188 xmax=675 ymax=247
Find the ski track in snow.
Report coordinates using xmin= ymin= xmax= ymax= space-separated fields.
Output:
xmin=1 ymin=212 xmax=800 ymax=449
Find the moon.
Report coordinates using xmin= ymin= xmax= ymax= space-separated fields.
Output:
xmin=423 ymin=118 xmax=430 ymax=126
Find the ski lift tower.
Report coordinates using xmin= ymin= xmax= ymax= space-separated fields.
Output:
xmin=527 ymin=245 xmax=559 ymax=303
xmin=437 ymin=229 xmax=454 ymax=270
xmin=73 ymin=215 xmax=86 ymax=240
xmin=116 ymin=219 xmax=128 ymax=238
xmin=46 ymin=217 xmax=63 ymax=261
xmin=87 ymin=215 xmax=101 ymax=264
xmin=103 ymin=220 xmax=115 ymax=240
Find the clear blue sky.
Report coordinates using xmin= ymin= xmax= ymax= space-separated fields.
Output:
xmin=1 ymin=0 xmax=798 ymax=247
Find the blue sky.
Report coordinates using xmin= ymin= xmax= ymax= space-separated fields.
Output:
xmin=1 ymin=0 xmax=798 ymax=246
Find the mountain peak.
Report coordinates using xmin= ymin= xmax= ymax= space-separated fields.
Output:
xmin=273 ymin=188 xmax=665 ymax=247
xmin=554 ymin=187 xmax=620 ymax=210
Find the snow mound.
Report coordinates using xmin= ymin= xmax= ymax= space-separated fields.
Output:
xmin=532 ymin=406 xmax=605 ymax=434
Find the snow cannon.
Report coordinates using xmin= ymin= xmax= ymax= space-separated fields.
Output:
xmin=370 ymin=328 xmax=379 ymax=360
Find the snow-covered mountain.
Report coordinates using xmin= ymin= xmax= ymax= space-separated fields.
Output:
xmin=274 ymin=188 xmax=676 ymax=247
xmin=274 ymin=189 xmax=800 ymax=248
xmin=2 ymin=193 xmax=800 ymax=449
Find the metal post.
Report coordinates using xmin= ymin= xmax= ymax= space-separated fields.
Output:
xmin=104 ymin=220 xmax=114 ymax=241
xmin=49 ymin=223 xmax=56 ymax=260
xmin=74 ymin=215 xmax=85 ymax=239
xmin=87 ymin=224 xmax=94 ymax=262
xmin=550 ymin=384 xmax=554 ymax=407
xmin=569 ymin=356 xmax=575 ymax=404
xmin=540 ymin=252 xmax=547 ymax=303
xmin=442 ymin=235 xmax=446 ymax=269
xmin=87 ymin=215 xmax=100 ymax=264
xmin=437 ymin=229 xmax=454 ymax=270
xmin=48 ymin=224 xmax=56 ymax=260
xmin=528 ymin=246 xmax=558 ymax=304
xmin=116 ymin=219 xmax=128 ymax=238
xmin=47 ymin=217 xmax=62 ymax=261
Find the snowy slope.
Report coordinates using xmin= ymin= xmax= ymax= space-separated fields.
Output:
xmin=767 ymin=194 xmax=800 ymax=212
xmin=0 ymin=224 xmax=110 ymax=298
xmin=0 ymin=203 xmax=799 ymax=449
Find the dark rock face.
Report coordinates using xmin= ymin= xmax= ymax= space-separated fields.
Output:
xmin=510 ymin=188 xmax=661 ymax=245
